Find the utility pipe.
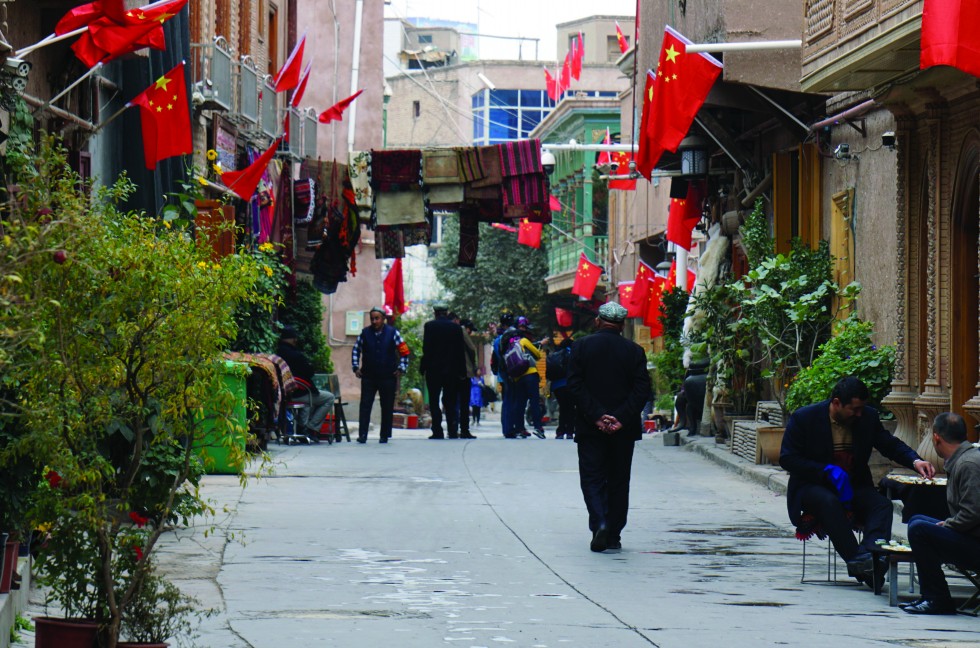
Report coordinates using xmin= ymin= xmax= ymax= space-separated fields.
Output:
xmin=347 ymin=0 xmax=364 ymax=153
xmin=809 ymin=99 xmax=877 ymax=131
xmin=685 ymin=40 xmax=801 ymax=53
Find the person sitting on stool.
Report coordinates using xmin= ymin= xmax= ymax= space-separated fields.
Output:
xmin=779 ymin=376 xmax=935 ymax=589
xmin=277 ymin=325 xmax=335 ymax=439
xmin=903 ymin=412 xmax=980 ymax=615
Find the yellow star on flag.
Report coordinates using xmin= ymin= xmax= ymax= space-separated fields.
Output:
xmin=665 ymin=44 xmax=680 ymax=63
xmin=155 ymin=75 xmax=172 ymax=91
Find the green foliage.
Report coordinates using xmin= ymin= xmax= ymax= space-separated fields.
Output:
xmin=9 ymin=614 xmax=31 ymax=644
xmin=740 ymin=198 xmax=774 ymax=269
xmin=120 ymin=564 xmax=214 ymax=645
xmin=396 ymin=311 xmax=425 ymax=394
xmin=280 ymin=279 xmax=333 ymax=373
xmin=660 ymin=285 xmax=689 ymax=341
xmin=731 ymin=237 xmax=856 ymax=412
xmin=432 ymin=217 xmax=550 ymax=330
xmin=648 ymin=340 xmax=685 ymax=403
xmin=0 ymin=135 xmax=270 ymax=643
xmin=232 ymin=242 xmax=288 ymax=353
xmin=785 ymin=316 xmax=895 ymax=414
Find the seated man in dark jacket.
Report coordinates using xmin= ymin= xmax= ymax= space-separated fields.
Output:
xmin=277 ymin=325 xmax=335 ymax=439
xmin=779 ymin=376 xmax=935 ymax=587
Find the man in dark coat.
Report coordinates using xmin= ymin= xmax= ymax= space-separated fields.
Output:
xmin=779 ymin=376 xmax=935 ymax=586
xmin=277 ymin=325 xmax=335 ymax=439
xmin=352 ymin=307 xmax=410 ymax=444
xmin=420 ymin=303 xmax=466 ymax=439
xmin=567 ymin=302 xmax=651 ymax=552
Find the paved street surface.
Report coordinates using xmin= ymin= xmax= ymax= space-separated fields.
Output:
xmin=22 ymin=419 xmax=980 ymax=647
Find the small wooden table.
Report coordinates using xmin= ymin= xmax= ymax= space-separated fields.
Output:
xmin=871 ymin=546 xmax=917 ymax=607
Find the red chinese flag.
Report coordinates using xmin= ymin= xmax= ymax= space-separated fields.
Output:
xmin=634 ymin=71 xmax=659 ymax=180
xmin=128 ymin=62 xmax=192 ymax=169
xmin=561 ymin=51 xmax=572 ymax=93
xmin=571 ymin=33 xmax=583 ymax=80
xmin=920 ymin=0 xmax=980 ymax=78
xmin=318 ymin=90 xmax=363 ymax=124
xmin=491 ymin=222 xmax=518 ymax=233
xmin=636 ymin=26 xmax=723 ymax=179
xmin=644 ymin=274 xmax=668 ymax=335
xmin=666 ymin=181 xmax=703 ymax=250
xmin=666 ymin=260 xmax=698 ymax=292
xmin=619 ymin=282 xmax=642 ymax=317
xmin=274 ymin=33 xmax=306 ymax=93
xmin=71 ymin=0 xmax=187 ymax=68
xmin=544 ymin=67 xmax=558 ymax=102
xmin=55 ymin=0 xmax=126 ymax=35
xmin=549 ymin=195 xmax=562 ymax=211
xmin=571 ymin=253 xmax=602 ymax=299
xmin=383 ymin=258 xmax=408 ymax=316
xmin=615 ymin=21 xmax=629 ymax=53
xmin=290 ymin=61 xmax=312 ymax=107
xmin=555 ymin=307 xmax=574 ymax=328
xmin=221 ymin=137 xmax=283 ymax=201
xmin=630 ymin=262 xmax=656 ymax=314
xmin=608 ymin=151 xmax=637 ymax=190
xmin=517 ymin=219 xmax=543 ymax=248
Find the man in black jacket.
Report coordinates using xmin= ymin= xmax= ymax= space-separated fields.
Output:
xmin=277 ymin=325 xmax=335 ymax=440
xmin=567 ymin=302 xmax=650 ymax=552
xmin=779 ymin=377 xmax=934 ymax=586
xmin=420 ymin=303 xmax=466 ymax=439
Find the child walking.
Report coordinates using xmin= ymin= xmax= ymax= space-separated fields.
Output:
xmin=470 ymin=370 xmax=485 ymax=426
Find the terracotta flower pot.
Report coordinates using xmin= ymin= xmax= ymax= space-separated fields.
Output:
xmin=756 ymin=426 xmax=786 ymax=466
xmin=33 ymin=616 xmax=99 ymax=648
xmin=0 ymin=538 xmax=18 ymax=594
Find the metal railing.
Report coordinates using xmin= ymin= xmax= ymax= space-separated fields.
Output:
xmin=303 ymin=108 xmax=318 ymax=159
xmin=236 ymin=55 xmax=258 ymax=124
xmin=189 ymin=37 xmax=232 ymax=112
xmin=260 ymin=75 xmax=278 ymax=138
xmin=548 ymin=234 xmax=608 ymax=277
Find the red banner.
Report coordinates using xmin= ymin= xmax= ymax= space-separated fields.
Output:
xmin=571 ymin=253 xmax=602 ymax=299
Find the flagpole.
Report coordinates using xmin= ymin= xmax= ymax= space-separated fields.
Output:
xmin=685 ymin=40 xmax=801 ymax=53
xmin=15 ymin=29 xmax=85 ymax=58
xmin=93 ymin=103 xmax=131 ymax=133
xmin=34 ymin=63 xmax=103 ymax=116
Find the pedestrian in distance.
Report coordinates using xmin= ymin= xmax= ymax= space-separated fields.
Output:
xmin=470 ymin=369 xmax=485 ymax=427
xmin=490 ymin=313 xmax=515 ymax=438
xmin=903 ymin=412 xmax=980 ymax=615
xmin=546 ymin=337 xmax=575 ymax=439
xmin=351 ymin=307 xmax=410 ymax=444
xmin=567 ymin=302 xmax=650 ymax=552
xmin=504 ymin=316 xmax=545 ymax=439
xmin=277 ymin=325 xmax=336 ymax=441
xmin=779 ymin=376 xmax=935 ymax=589
xmin=420 ymin=302 xmax=466 ymax=439
xmin=457 ymin=317 xmax=479 ymax=439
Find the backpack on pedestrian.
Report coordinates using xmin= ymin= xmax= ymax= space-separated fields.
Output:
xmin=545 ymin=347 xmax=571 ymax=381
xmin=503 ymin=335 xmax=532 ymax=378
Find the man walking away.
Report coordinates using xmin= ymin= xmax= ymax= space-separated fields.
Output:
xmin=567 ymin=303 xmax=650 ymax=552
xmin=352 ymin=307 xmax=410 ymax=444
xmin=547 ymin=337 xmax=575 ymax=439
xmin=490 ymin=313 xmax=515 ymax=438
xmin=904 ymin=412 xmax=980 ymax=615
xmin=458 ymin=318 xmax=479 ymax=439
xmin=420 ymin=303 xmax=466 ymax=439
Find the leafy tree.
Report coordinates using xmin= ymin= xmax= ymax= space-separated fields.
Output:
xmin=432 ymin=217 xmax=550 ymax=330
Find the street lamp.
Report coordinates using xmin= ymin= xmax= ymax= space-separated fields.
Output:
xmin=679 ymin=135 xmax=708 ymax=176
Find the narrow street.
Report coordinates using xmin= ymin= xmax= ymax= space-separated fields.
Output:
xmin=73 ymin=423 xmax=980 ymax=647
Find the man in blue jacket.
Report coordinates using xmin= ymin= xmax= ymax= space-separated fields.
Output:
xmin=779 ymin=377 xmax=935 ymax=587
xmin=352 ymin=307 xmax=410 ymax=443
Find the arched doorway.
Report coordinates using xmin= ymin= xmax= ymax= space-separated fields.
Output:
xmin=951 ymin=136 xmax=980 ymax=441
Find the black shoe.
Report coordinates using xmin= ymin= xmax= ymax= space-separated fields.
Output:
xmin=846 ymin=555 xmax=874 ymax=586
xmin=533 ymin=429 xmax=546 ymax=439
xmin=519 ymin=430 xmax=531 ymax=438
xmin=686 ymin=429 xmax=699 ymax=437
xmin=556 ymin=434 xmax=564 ymax=439
xmin=428 ymin=433 xmax=445 ymax=439
xmin=903 ymin=599 xmax=957 ymax=615
xmin=380 ymin=438 xmax=388 ymax=444
xmin=591 ymin=526 xmax=609 ymax=553
xmin=503 ymin=434 xmax=518 ymax=439
xmin=899 ymin=598 xmax=927 ymax=610
xmin=356 ymin=437 xmax=367 ymax=444
xmin=460 ymin=432 xmax=476 ymax=439
xmin=607 ymin=537 xmax=622 ymax=550
xmin=448 ymin=433 xmax=459 ymax=439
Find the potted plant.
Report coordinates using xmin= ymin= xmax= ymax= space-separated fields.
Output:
xmin=0 ymin=135 xmax=272 ymax=647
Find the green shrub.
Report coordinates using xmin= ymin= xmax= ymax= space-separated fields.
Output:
xmin=784 ymin=316 xmax=895 ymax=414
xmin=280 ymin=279 xmax=333 ymax=374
